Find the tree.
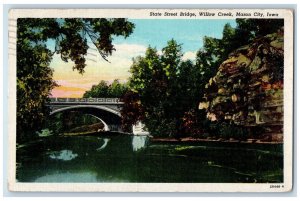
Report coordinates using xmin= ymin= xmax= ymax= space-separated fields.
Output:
xmin=17 ymin=42 xmax=57 ymax=142
xmin=236 ymin=18 xmax=284 ymax=39
xmin=83 ymin=80 xmax=109 ymax=98
xmin=120 ymin=91 xmax=144 ymax=132
xmin=122 ymin=19 xmax=284 ymax=138
xmin=127 ymin=45 xmax=171 ymax=136
xmin=195 ymin=19 xmax=284 ymax=84
xmin=108 ymin=79 xmax=129 ymax=97
xmin=83 ymin=79 xmax=129 ymax=98
xmin=17 ymin=18 xmax=134 ymax=142
xmin=125 ymin=40 xmax=205 ymax=137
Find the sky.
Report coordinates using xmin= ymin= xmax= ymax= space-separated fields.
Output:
xmin=49 ymin=19 xmax=237 ymax=98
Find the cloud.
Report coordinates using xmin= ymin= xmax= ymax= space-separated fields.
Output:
xmin=182 ymin=51 xmax=197 ymax=61
xmin=114 ymin=43 xmax=147 ymax=57
xmin=178 ymin=34 xmax=204 ymax=42
xmin=87 ymin=43 xmax=147 ymax=61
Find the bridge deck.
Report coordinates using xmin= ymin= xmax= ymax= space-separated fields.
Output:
xmin=50 ymin=98 xmax=124 ymax=104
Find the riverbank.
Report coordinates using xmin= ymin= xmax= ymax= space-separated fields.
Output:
xmin=63 ymin=123 xmax=283 ymax=145
xmin=62 ymin=130 xmax=282 ymax=145
xmin=150 ymin=137 xmax=283 ymax=144
xmin=63 ymin=130 xmax=132 ymax=137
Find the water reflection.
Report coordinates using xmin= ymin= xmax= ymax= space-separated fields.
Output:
xmin=16 ymin=134 xmax=283 ymax=183
xmin=49 ymin=150 xmax=78 ymax=161
xmin=97 ymin=138 xmax=110 ymax=151
xmin=35 ymin=171 xmax=97 ymax=182
xmin=132 ymin=136 xmax=148 ymax=151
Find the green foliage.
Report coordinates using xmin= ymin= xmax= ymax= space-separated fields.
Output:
xmin=83 ymin=80 xmax=109 ymax=98
xmin=127 ymin=40 xmax=177 ymax=136
xmin=17 ymin=38 xmax=57 ymax=142
xmin=181 ymin=109 xmax=207 ymax=138
xmin=17 ymin=18 xmax=134 ymax=142
xmin=83 ymin=79 xmax=129 ymax=98
xmin=217 ymin=122 xmax=249 ymax=140
xmin=18 ymin=18 xmax=134 ymax=74
xmin=123 ymin=19 xmax=283 ymax=139
xmin=46 ymin=113 xmax=65 ymax=134
xmin=196 ymin=19 xmax=284 ymax=82
xmin=109 ymin=79 xmax=129 ymax=97
xmin=124 ymin=39 xmax=209 ymax=137
xmin=236 ymin=19 xmax=284 ymax=38
xmin=120 ymin=91 xmax=144 ymax=132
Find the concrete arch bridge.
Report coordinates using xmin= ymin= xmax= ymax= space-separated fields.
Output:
xmin=49 ymin=97 xmax=148 ymax=135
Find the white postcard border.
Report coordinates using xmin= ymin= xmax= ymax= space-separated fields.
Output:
xmin=8 ymin=8 xmax=294 ymax=192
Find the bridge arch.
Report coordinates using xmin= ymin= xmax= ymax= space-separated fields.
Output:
xmin=50 ymin=105 xmax=121 ymax=117
xmin=50 ymin=105 xmax=122 ymax=132
xmin=84 ymin=114 xmax=110 ymax=131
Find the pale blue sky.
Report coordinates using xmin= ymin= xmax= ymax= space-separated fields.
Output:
xmin=113 ymin=19 xmax=237 ymax=52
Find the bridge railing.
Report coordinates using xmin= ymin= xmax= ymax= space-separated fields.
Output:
xmin=50 ymin=97 xmax=122 ymax=103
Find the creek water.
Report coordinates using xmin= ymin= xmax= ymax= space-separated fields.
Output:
xmin=16 ymin=134 xmax=283 ymax=183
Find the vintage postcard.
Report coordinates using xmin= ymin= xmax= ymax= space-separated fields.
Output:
xmin=8 ymin=8 xmax=293 ymax=192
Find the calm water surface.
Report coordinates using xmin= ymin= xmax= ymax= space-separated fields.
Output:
xmin=16 ymin=134 xmax=283 ymax=183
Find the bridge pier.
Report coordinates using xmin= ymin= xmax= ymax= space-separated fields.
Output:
xmin=48 ymin=98 xmax=149 ymax=135
xmin=132 ymin=121 xmax=149 ymax=135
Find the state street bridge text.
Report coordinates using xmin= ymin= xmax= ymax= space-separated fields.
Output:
xmin=149 ymin=11 xmax=279 ymax=17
